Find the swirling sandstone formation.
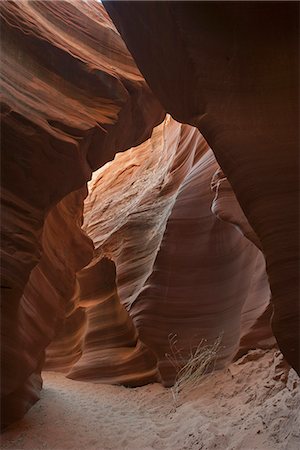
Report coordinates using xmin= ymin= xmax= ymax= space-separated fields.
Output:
xmin=103 ymin=1 xmax=299 ymax=374
xmin=50 ymin=116 xmax=271 ymax=388
xmin=1 ymin=0 xmax=294 ymax=431
xmin=0 ymin=0 xmax=163 ymax=429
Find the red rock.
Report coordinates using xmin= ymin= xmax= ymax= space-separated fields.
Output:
xmin=60 ymin=117 xmax=271 ymax=387
xmin=0 ymin=0 xmax=163 ymax=429
xmin=103 ymin=1 xmax=299 ymax=375
xmin=2 ymin=0 xmax=296 ymax=431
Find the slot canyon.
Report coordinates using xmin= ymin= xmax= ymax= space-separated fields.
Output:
xmin=0 ymin=1 xmax=299 ymax=449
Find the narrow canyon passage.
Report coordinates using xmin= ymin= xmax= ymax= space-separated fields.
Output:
xmin=1 ymin=351 xmax=300 ymax=450
xmin=1 ymin=1 xmax=299 ymax=448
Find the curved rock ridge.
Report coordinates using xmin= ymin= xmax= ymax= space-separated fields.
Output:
xmin=59 ymin=117 xmax=272 ymax=386
xmin=44 ymin=307 xmax=87 ymax=374
xmin=53 ymin=116 xmax=201 ymax=384
xmin=130 ymin=150 xmax=270 ymax=386
xmin=1 ymin=0 xmax=163 ymax=428
xmin=211 ymin=169 xmax=262 ymax=250
xmin=67 ymin=257 xmax=158 ymax=385
xmin=1 ymin=0 xmax=164 ymax=171
xmin=1 ymin=187 xmax=93 ymax=429
xmin=83 ymin=116 xmax=201 ymax=310
xmin=0 ymin=0 xmax=163 ymax=309
xmin=210 ymin=168 xmax=275 ymax=353
xmin=103 ymin=1 xmax=299 ymax=374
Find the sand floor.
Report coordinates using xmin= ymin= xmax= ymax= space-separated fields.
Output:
xmin=1 ymin=349 xmax=300 ymax=450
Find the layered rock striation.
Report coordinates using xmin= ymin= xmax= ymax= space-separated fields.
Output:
xmin=1 ymin=0 xmax=293 ymax=430
xmin=56 ymin=117 xmax=272 ymax=387
xmin=0 ymin=0 xmax=163 ymax=428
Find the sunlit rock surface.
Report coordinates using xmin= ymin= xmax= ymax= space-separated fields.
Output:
xmin=52 ymin=117 xmax=272 ymax=387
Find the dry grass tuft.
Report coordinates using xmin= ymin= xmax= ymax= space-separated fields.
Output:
xmin=166 ymin=333 xmax=222 ymax=407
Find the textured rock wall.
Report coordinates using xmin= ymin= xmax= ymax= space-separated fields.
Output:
xmin=132 ymin=148 xmax=270 ymax=386
xmin=1 ymin=187 xmax=93 ymax=428
xmin=56 ymin=117 xmax=200 ymax=384
xmin=1 ymin=0 xmax=287 ymax=429
xmin=59 ymin=117 xmax=271 ymax=387
xmin=103 ymin=1 xmax=299 ymax=374
xmin=67 ymin=257 xmax=158 ymax=386
xmin=0 ymin=0 xmax=163 ymax=428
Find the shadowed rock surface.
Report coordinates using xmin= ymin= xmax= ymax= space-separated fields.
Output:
xmin=103 ymin=1 xmax=299 ymax=374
